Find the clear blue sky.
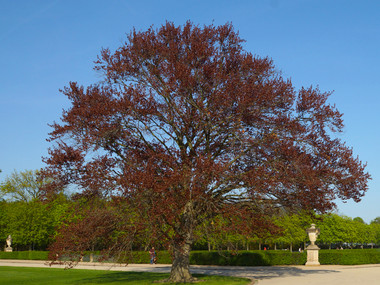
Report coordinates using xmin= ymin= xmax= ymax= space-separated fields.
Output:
xmin=1 ymin=0 xmax=379 ymax=223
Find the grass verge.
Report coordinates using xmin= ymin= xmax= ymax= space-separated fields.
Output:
xmin=0 ymin=266 xmax=251 ymax=285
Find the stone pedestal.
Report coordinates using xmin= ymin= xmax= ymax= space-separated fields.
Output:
xmin=5 ymin=247 xmax=13 ymax=252
xmin=306 ymin=244 xmax=320 ymax=266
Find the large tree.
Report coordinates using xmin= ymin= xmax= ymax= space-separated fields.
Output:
xmin=43 ymin=22 xmax=370 ymax=282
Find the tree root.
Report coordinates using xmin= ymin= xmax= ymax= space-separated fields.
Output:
xmin=155 ymin=276 xmax=201 ymax=283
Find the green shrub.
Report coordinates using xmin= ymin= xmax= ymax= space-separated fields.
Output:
xmin=0 ymin=251 xmax=48 ymax=260
xmin=1 ymin=249 xmax=379 ymax=266
xmin=319 ymin=249 xmax=380 ymax=265
xmin=265 ymin=251 xmax=306 ymax=265
xmin=190 ymin=250 xmax=306 ymax=266
xmin=190 ymin=249 xmax=380 ymax=266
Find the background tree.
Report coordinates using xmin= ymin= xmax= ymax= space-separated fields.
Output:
xmin=353 ymin=217 xmax=365 ymax=224
xmin=370 ymin=217 xmax=380 ymax=224
xmin=43 ymin=22 xmax=370 ymax=282
xmin=193 ymin=211 xmax=276 ymax=251
xmin=369 ymin=223 xmax=380 ymax=246
xmin=6 ymin=201 xmax=49 ymax=250
xmin=0 ymin=200 xmax=7 ymax=243
xmin=318 ymin=214 xmax=351 ymax=249
xmin=273 ymin=212 xmax=312 ymax=251
xmin=353 ymin=218 xmax=370 ymax=247
xmin=1 ymin=193 xmax=71 ymax=251
xmin=0 ymin=169 xmax=48 ymax=202
xmin=369 ymin=217 xmax=380 ymax=247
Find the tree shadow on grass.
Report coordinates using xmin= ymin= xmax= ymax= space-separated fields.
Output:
xmin=75 ymin=272 xmax=245 ymax=285
xmin=191 ymin=265 xmax=339 ymax=281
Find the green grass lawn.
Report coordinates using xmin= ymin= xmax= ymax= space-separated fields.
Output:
xmin=0 ymin=267 xmax=251 ymax=285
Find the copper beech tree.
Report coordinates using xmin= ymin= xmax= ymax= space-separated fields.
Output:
xmin=43 ymin=22 xmax=370 ymax=282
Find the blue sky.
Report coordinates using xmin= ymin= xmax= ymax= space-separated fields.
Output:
xmin=0 ymin=0 xmax=379 ymax=223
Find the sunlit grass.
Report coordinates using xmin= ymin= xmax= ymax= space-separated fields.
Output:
xmin=0 ymin=266 xmax=251 ymax=285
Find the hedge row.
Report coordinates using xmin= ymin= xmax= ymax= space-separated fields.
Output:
xmin=111 ymin=250 xmax=306 ymax=265
xmin=193 ymin=249 xmax=380 ymax=266
xmin=0 ymin=251 xmax=48 ymax=260
xmin=190 ymin=250 xmax=306 ymax=266
xmin=319 ymin=249 xmax=380 ymax=265
xmin=1 ymin=249 xmax=379 ymax=266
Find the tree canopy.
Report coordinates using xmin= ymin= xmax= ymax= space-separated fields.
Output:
xmin=371 ymin=217 xmax=380 ymax=224
xmin=0 ymin=169 xmax=49 ymax=202
xmin=43 ymin=21 xmax=370 ymax=282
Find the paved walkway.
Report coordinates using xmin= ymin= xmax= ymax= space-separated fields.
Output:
xmin=1 ymin=259 xmax=380 ymax=284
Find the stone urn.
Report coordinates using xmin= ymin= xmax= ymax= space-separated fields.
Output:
xmin=305 ymin=224 xmax=320 ymax=266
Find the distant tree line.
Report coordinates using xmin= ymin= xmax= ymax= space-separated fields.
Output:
xmin=192 ymin=211 xmax=380 ymax=252
xmin=1 ymin=170 xmax=379 ymax=252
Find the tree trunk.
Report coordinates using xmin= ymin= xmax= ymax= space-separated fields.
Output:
xmin=167 ymin=241 xmax=196 ymax=283
xmin=165 ymin=201 xmax=197 ymax=283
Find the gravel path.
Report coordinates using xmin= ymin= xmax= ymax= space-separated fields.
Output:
xmin=1 ymin=259 xmax=380 ymax=284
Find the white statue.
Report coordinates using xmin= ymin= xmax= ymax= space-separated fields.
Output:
xmin=6 ymin=235 xmax=12 ymax=248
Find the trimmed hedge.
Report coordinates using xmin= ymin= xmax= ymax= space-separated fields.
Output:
xmin=190 ymin=250 xmax=306 ymax=266
xmin=0 ymin=251 xmax=48 ymax=260
xmin=89 ymin=249 xmax=380 ymax=266
xmin=191 ymin=249 xmax=380 ymax=266
xmin=319 ymin=249 xmax=380 ymax=265
xmin=1 ymin=249 xmax=379 ymax=266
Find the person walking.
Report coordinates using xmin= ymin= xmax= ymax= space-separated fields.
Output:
xmin=149 ymin=247 xmax=156 ymax=264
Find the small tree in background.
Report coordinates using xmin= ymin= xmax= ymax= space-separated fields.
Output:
xmin=273 ymin=211 xmax=313 ymax=251
xmin=353 ymin=217 xmax=366 ymax=224
xmin=319 ymin=214 xmax=351 ymax=249
xmin=42 ymin=22 xmax=370 ymax=282
xmin=0 ymin=193 xmax=71 ymax=251
xmin=0 ymin=169 xmax=49 ymax=202
xmin=371 ymin=217 xmax=380 ymax=225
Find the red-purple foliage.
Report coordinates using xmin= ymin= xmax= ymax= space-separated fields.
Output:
xmin=42 ymin=22 xmax=370 ymax=282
